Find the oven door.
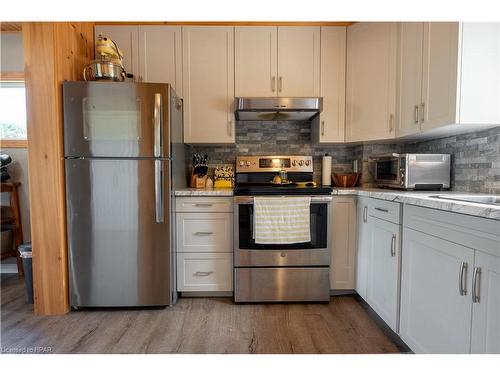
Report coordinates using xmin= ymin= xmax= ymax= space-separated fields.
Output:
xmin=374 ymin=157 xmax=403 ymax=187
xmin=234 ymin=196 xmax=332 ymax=267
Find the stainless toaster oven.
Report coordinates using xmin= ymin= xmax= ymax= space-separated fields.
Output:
xmin=373 ymin=153 xmax=451 ymax=190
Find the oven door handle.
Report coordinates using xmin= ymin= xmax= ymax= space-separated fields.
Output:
xmin=234 ymin=196 xmax=333 ymax=204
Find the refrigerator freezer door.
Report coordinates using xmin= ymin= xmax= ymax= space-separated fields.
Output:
xmin=66 ymin=158 xmax=172 ymax=307
xmin=63 ymin=81 xmax=171 ymax=158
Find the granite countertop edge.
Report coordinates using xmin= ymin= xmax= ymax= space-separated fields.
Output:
xmin=174 ymin=188 xmax=500 ymax=220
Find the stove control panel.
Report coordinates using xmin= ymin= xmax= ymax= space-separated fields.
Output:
xmin=236 ymin=156 xmax=313 ymax=173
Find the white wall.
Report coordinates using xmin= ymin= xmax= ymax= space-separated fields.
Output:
xmin=1 ymin=32 xmax=24 ymax=72
xmin=1 ymin=32 xmax=30 ymax=242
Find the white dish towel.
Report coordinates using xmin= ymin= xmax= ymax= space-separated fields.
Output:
xmin=253 ymin=196 xmax=311 ymax=244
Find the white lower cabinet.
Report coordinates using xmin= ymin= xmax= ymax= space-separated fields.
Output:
xmin=366 ymin=216 xmax=401 ymax=332
xmin=400 ymin=228 xmax=474 ymax=353
xmin=470 ymin=251 xmax=500 ymax=354
xmin=330 ymin=197 xmax=356 ymax=290
xmin=400 ymin=205 xmax=500 ymax=354
xmin=355 ymin=197 xmax=370 ymax=300
xmin=175 ymin=197 xmax=233 ymax=293
xmin=177 ymin=253 xmax=233 ymax=292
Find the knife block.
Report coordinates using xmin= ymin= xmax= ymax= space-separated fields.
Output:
xmin=190 ymin=172 xmax=208 ymax=188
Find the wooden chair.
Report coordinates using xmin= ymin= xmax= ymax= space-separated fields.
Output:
xmin=1 ymin=182 xmax=24 ymax=276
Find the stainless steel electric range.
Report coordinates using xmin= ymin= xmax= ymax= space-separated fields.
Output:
xmin=233 ymin=155 xmax=332 ymax=303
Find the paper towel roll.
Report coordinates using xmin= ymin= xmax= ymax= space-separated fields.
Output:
xmin=322 ymin=155 xmax=332 ymax=186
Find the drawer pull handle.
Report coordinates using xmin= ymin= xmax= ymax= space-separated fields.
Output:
xmin=194 ymin=271 xmax=213 ymax=277
xmin=194 ymin=231 xmax=213 ymax=236
xmin=374 ymin=207 xmax=389 ymax=213
xmin=194 ymin=203 xmax=213 ymax=207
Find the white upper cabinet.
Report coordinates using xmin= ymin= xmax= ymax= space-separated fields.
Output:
xmin=397 ymin=22 xmax=500 ymax=138
xmin=420 ymin=22 xmax=460 ymax=132
xmin=396 ymin=22 xmax=424 ymax=137
xmin=235 ymin=26 xmax=278 ymax=97
xmin=277 ymin=27 xmax=321 ymax=97
xmin=137 ymin=26 xmax=183 ymax=95
xmin=94 ymin=25 xmax=139 ymax=78
xmin=316 ymin=26 xmax=346 ymax=143
xmin=346 ymin=22 xmax=397 ymax=142
xmin=182 ymin=26 xmax=235 ymax=144
xmin=235 ymin=26 xmax=320 ymax=98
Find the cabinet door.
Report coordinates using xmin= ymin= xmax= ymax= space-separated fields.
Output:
xmin=396 ymin=22 xmax=424 ymax=137
xmin=421 ymin=22 xmax=459 ymax=131
xmin=277 ymin=27 xmax=320 ymax=97
xmin=235 ymin=26 xmax=277 ymax=97
xmin=182 ymin=26 xmax=235 ymax=144
xmin=330 ymin=197 xmax=356 ymax=290
xmin=400 ymin=228 xmax=474 ymax=353
xmin=346 ymin=23 xmax=397 ymax=142
xmin=138 ymin=26 xmax=182 ymax=95
xmin=471 ymin=251 xmax=500 ymax=354
xmin=318 ymin=27 xmax=346 ymax=143
xmin=355 ymin=197 xmax=370 ymax=300
xmin=94 ymin=25 xmax=139 ymax=79
xmin=366 ymin=217 xmax=400 ymax=332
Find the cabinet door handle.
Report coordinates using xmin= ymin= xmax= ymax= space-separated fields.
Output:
xmin=321 ymin=120 xmax=325 ymax=136
xmin=194 ymin=271 xmax=213 ymax=277
xmin=375 ymin=207 xmax=389 ymax=213
xmin=194 ymin=231 xmax=213 ymax=236
xmin=227 ymin=120 xmax=233 ymax=137
xmin=194 ymin=203 xmax=213 ymax=207
xmin=278 ymin=76 xmax=283 ymax=93
xmin=472 ymin=267 xmax=481 ymax=303
xmin=414 ymin=105 xmax=419 ymax=124
xmin=459 ymin=261 xmax=468 ymax=296
xmin=420 ymin=103 xmax=425 ymax=123
xmin=390 ymin=234 xmax=396 ymax=257
xmin=271 ymin=76 xmax=276 ymax=92
xmin=363 ymin=206 xmax=368 ymax=223
xmin=389 ymin=113 xmax=394 ymax=132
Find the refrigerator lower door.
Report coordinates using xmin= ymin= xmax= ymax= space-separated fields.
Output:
xmin=66 ymin=158 xmax=172 ymax=307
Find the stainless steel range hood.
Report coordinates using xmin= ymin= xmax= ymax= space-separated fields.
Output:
xmin=234 ymin=97 xmax=323 ymax=121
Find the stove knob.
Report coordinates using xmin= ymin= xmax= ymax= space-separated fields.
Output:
xmin=239 ymin=161 xmax=245 ymax=167
xmin=292 ymin=160 xmax=297 ymax=167
xmin=246 ymin=161 xmax=251 ymax=166
xmin=305 ymin=160 xmax=311 ymax=166
xmin=299 ymin=160 xmax=304 ymax=166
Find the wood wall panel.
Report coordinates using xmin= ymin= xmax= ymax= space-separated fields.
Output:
xmin=23 ymin=22 xmax=94 ymax=315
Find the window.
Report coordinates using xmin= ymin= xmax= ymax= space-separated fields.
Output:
xmin=0 ymin=79 xmax=27 ymax=147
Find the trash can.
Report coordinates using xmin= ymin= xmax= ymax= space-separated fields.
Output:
xmin=18 ymin=242 xmax=34 ymax=304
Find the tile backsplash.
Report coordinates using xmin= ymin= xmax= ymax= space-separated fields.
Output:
xmin=186 ymin=121 xmax=500 ymax=194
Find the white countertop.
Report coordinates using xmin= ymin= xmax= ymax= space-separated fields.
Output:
xmin=174 ymin=188 xmax=234 ymax=196
xmin=332 ymin=188 xmax=500 ymax=221
xmin=174 ymin=187 xmax=500 ymax=220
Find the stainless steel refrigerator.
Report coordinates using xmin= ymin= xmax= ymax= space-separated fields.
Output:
xmin=63 ymin=81 xmax=185 ymax=308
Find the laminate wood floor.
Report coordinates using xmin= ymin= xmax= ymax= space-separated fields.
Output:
xmin=1 ymin=276 xmax=402 ymax=354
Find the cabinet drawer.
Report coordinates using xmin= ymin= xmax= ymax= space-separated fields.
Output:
xmin=177 ymin=252 xmax=233 ymax=292
xmin=368 ymin=198 xmax=402 ymax=224
xmin=176 ymin=197 xmax=233 ymax=213
xmin=176 ymin=212 xmax=233 ymax=252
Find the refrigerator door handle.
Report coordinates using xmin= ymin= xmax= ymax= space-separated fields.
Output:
xmin=155 ymin=160 xmax=164 ymax=223
xmin=154 ymin=93 xmax=162 ymax=157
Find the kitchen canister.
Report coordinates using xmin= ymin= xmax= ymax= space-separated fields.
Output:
xmin=322 ymin=154 xmax=332 ymax=186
